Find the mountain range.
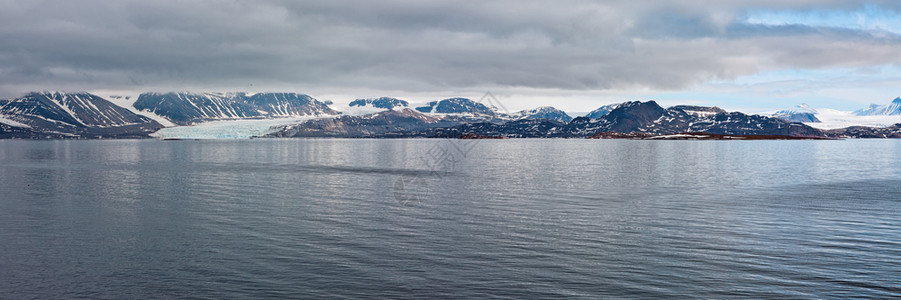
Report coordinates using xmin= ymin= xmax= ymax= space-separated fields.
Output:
xmin=2 ymin=91 xmax=900 ymax=139
xmin=273 ymin=100 xmax=824 ymax=138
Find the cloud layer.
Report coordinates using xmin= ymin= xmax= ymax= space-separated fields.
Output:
xmin=1 ymin=0 xmax=900 ymax=98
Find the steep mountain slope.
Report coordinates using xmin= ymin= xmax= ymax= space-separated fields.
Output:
xmin=102 ymin=94 xmax=177 ymax=127
xmin=134 ymin=92 xmax=337 ymax=125
xmin=585 ymin=103 xmax=623 ymax=119
xmin=0 ymin=92 xmax=162 ymax=138
xmin=246 ymin=93 xmax=337 ymax=117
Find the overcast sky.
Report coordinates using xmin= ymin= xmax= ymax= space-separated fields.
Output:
xmin=2 ymin=0 xmax=900 ymax=112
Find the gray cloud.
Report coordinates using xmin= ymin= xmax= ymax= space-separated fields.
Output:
xmin=1 ymin=0 xmax=900 ymax=97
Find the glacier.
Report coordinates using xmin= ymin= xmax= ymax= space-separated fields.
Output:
xmin=804 ymin=108 xmax=901 ymax=129
xmin=151 ymin=117 xmax=329 ymax=139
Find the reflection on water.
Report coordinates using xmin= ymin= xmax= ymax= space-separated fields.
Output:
xmin=0 ymin=139 xmax=899 ymax=298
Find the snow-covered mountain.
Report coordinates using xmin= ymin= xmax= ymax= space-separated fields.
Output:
xmin=133 ymin=92 xmax=337 ymax=125
xmin=415 ymin=98 xmax=497 ymax=115
xmin=510 ymin=106 xmax=573 ymax=122
xmin=585 ymin=103 xmax=623 ymax=119
xmin=0 ymin=92 xmax=163 ymax=138
xmin=269 ymin=109 xmax=460 ymax=138
xmin=854 ymin=97 xmax=901 ymax=116
xmin=348 ymin=97 xmax=409 ymax=110
xmin=773 ymin=103 xmax=820 ymax=123
xmin=341 ymin=97 xmax=410 ymax=116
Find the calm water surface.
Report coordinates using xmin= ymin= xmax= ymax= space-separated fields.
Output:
xmin=1 ymin=139 xmax=899 ymax=298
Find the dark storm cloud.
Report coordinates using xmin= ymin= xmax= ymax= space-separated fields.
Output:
xmin=1 ymin=0 xmax=900 ymax=96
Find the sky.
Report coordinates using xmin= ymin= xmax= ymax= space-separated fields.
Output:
xmin=1 ymin=0 xmax=900 ymax=113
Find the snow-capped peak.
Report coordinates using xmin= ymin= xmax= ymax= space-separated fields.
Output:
xmin=854 ymin=97 xmax=901 ymax=116
xmin=772 ymin=103 xmax=820 ymax=123
xmin=511 ymin=106 xmax=573 ymax=122
xmin=776 ymin=103 xmax=818 ymax=115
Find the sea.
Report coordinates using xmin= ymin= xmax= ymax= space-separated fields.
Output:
xmin=1 ymin=139 xmax=899 ymax=298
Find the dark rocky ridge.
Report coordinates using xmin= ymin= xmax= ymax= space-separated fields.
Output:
xmin=589 ymin=132 xmax=833 ymax=140
xmin=419 ymin=119 xmax=570 ymax=138
xmin=349 ymin=97 xmax=409 ymax=109
xmin=826 ymin=124 xmax=901 ymax=138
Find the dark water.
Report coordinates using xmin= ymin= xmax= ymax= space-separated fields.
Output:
xmin=1 ymin=139 xmax=900 ymax=299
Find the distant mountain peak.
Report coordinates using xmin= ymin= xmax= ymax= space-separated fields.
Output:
xmin=512 ymin=106 xmax=572 ymax=122
xmin=414 ymin=98 xmax=495 ymax=115
xmin=854 ymin=97 xmax=901 ymax=116
xmin=773 ymin=103 xmax=820 ymax=123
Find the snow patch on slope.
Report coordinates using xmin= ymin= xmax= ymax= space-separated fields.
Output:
xmin=97 ymin=92 xmax=177 ymax=127
xmin=0 ymin=115 xmax=30 ymax=128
